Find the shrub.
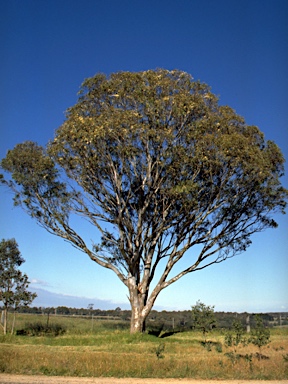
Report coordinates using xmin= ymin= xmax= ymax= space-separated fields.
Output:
xmin=16 ymin=322 xmax=66 ymax=336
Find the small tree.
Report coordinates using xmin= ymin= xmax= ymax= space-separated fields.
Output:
xmin=191 ymin=300 xmax=216 ymax=341
xmin=0 ymin=238 xmax=37 ymax=334
xmin=225 ymin=320 xmax=247 ymax=353
xmin=249 ymin=315 xmax=270 ymax=354
xmin=224 ymin=319 xmax=252 ymax=366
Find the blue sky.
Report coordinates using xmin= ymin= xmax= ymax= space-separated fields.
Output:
xmin=1 ymin=0 xmax=287 ymax=313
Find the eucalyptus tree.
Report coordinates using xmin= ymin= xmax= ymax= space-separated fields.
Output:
xmin=1 ymin=69 xmax=287 ymax=333
xmin=0 ymin=238 xmax=36 ymax=334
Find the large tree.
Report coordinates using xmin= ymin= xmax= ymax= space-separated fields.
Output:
xmin=0 ymin=238 xmax=37 ymax=334
xmin=1 ymin=69 xmax=287 ymax=333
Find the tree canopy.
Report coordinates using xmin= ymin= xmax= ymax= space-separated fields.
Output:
xmin=1 ymin=69 xmax=287 ymax=332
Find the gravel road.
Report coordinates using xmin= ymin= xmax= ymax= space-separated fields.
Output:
xmin=0 ymin=376 xmax=287 ymax=384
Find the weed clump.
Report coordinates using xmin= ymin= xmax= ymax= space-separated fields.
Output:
xmin=154 ymin=342 xmax=165 ymax=359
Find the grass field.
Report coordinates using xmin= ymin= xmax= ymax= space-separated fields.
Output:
xmin=0 ymin=313 xmax=288 ymax=379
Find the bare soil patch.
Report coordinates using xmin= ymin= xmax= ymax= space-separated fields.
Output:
xmin=0 ymin=375 xmax=288 ymax=384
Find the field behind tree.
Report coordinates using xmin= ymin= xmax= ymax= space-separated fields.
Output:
xmin=0 ymin=313 xmax=288 ymax=380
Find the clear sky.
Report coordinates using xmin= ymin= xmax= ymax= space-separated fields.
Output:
xmin=1 ymin=0 xmax=287 ymax=313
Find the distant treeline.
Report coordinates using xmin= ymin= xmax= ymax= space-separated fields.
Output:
xmin=15 ymin=306 xmax=288 ymax=330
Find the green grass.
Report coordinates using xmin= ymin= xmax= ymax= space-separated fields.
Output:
xmin=1 ymin=313 xmax=288 ymax=379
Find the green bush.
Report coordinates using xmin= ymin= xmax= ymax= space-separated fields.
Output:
xmin=16 ymin=322 xmax=66 ymax=336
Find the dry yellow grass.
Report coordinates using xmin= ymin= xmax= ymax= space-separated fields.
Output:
xmin=0 ymin=315 xmax=287 ymax=379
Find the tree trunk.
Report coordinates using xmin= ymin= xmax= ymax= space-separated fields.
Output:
xmin=246 ymin=315 xmax=250 ymax=333
xmin=127 ymin=275 xmax=163 ymax=333
xmin=1 ymin=308 xmax=7 ymax=335
xmin=11 ymin=310 xmax=16 ymax=335
xmin=130 ymin=305 xmax=146 ymax=333
xmin=128 ymin=276 xmax=148 ymax=333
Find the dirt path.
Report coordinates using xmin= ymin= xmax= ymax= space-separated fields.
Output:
xmin=0 ymin=376 xmax=287 ymax=384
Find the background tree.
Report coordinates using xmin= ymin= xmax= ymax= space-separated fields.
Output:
xmin=191 ymin=300 xmax=216 ymax=341
xmin=0 ymin=238 xmax=37 ymax=334
xmin=1 ymin=69 xmax=287 ymax=333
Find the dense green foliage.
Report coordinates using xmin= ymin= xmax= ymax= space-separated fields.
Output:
xmin=1 ymin=69 xmax=287 ymax=332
